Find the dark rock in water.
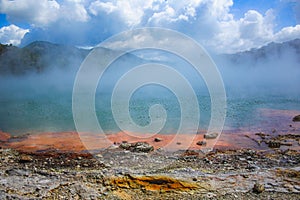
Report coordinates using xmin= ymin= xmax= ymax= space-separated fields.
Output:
xmin=268 ymin=140 xmax=281 ymax=148
xmin=119 ymin=142 xmax=154 ymax=153
xmin=204 ymin=132 xmax=218 ymax=139
xmin=154 ymin=138 xmax=162 ymax=142
xmin=196 ymin=141 xmax=207 ymax=146
xmin=253 ymin=182 xmax=265 ymax=193
xmin=292 ymin=115 xmax=300 ymax=122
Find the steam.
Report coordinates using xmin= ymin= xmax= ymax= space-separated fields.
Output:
xmin=213 ymin=42 xmax=300 ymax=97
xmin=0 ymin=40 xmax=299 ymax=135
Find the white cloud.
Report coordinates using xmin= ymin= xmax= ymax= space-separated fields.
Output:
xmin=274 ymin=25 xmax=300 ymax=42
xmin=0 ymin=0 xmax=89 ymax=26
xmin=208 ymin=9 xmax=276 ymax=53
xmin=89 ymin=0 xmax=155 ymax=26
xmin=0 ymin=24 xmax=29 ymax=45
xmin=60 ymin=0 xmax=90 ymax=22
xmin=0 ymin=0 xmax=60 ymax=26
xmin=0 ymin=0 xmax=299 ymax=52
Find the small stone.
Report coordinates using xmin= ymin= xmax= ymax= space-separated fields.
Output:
xmin=119 ymin=142 xmax=132 ymax=150
xmin=206 ymin=193 xmax=217 ymax=198
xmin=204 ymin=132 xmax=218 ymax=139
xmin=108 ymin=144 xmax=119 ymax=149
xmin=19 ymin=155 xmax=33 ymax=163
xmin=253 ymin=181 xmax=265 ymax=193
xmin=292 ymin=115 xmax=300 ymax=122
xmin=95 ymin=154 xmax=103 ymax=158
xmin=242 ymin=174 xmax=249 ymax=178
xmin=280 ymin=142 xmax=293 ymax=146
xmin=196 ymin=141 xmax=207 ymax=146
xmin=154 ymin=137 xmax=162 ymax=142
xmin=268 ymin=140 xmax=281 ymax=148
xmin=192 ymin=177 xmax=197 ymax=181
xmin=294 ymin=185 xmax=300 ymax=191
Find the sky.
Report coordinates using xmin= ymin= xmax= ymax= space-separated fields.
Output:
xmin=0 ymin=0 xmax=299 ymax=53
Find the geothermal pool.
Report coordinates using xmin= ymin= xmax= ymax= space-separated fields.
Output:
xmin=0 ymin=89 xmax=299 ymax=136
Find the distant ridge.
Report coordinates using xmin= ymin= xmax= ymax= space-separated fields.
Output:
xmin=224 ymin=39 xmax=300 ymax=64
xmin=0 ymin=41 xmax=90 ymax=75
xmin=0 ymin=39 xmax=299 ymax=75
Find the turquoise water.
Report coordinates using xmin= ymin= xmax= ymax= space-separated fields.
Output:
xmin=0 ymin=49 xmax=299 ymax=135
xmin=0 ymin=86 xmax=299 ymax=135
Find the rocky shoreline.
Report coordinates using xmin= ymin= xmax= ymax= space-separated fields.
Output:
xmin=0 ymin=111 xmax=299 ymax=199
xmin=0 ymin=141 xmax=300 ymax=199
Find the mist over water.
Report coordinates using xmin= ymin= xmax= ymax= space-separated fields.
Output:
xmin=0 ymin=41 xmax=299 ymax=135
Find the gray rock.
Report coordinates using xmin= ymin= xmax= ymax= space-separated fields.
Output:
xmin=132 ymin=142 xmax=154 ymax=153
xmin=268 ymin=140 xmax=281 ymax=148
xmin=196 ymin=141 xmax=207 ymax=146
xmin=204 ymin=132 xmax=218 ymax=139
xmin=119 ymin=142 xmax=154 ymax=153
xmin=119 ymin=142 xmax=132 ymax=150
xmin=292 ymin=115 xmax=300 ymax=122
xmin=253 ymin=181 xmax=265 ymax=193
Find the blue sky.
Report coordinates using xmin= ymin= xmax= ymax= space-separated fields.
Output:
xmin=231 ymin=0 xmax=297 ymax=30
xmin=0 ymin=0 xmax=299 ymax=53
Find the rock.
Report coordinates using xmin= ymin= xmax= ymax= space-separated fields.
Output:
xmin=119 ymin=142 xmax=132 ymax=150
xmin=19 ymin=155 xmax=33 ymax=163
xmin=5 ymin=168 xmax=30 ymax=176
xmin=82 ymin=163 xmax=89 ymax=167
xmin=294 ymin=185 xmax=300 ymax=191
xmin=239 ymin=157 xmax=246 ymax=161
xmin=204 ymin=132 xmax=218 ymax=139
xmin=268 ymin=140 xmax=281 ymax=148
xmin=131 ymin=142 xmax=154 ymax=153
xmin=205 ymin=192 xmax=217 ymax=198
xmin=196 ymin=141 xmax=206 ymax=146
xmin=280 ymin=142 xmax=293 ymax=146
xmin=253 ymin=181 xmax=265 ymax=193
xmin=95 ymin=154 xmax=103 ymax=158
xmin=292 ymin=115 xmax=300 ymax=122
xmin=154 ymin=138 xmax=162 ymax=142
xmin=255 ymin=132 xmax=268 ymax=139
xmin=109 ymin=174 xmax=199 ymax=192
xmin=107 ymin=144 xmax=119 ymax=150
xmin=242 ymin=174 xmax=249 ymax=178
xmin=119 ymin=142 xmax=154 ymax=153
